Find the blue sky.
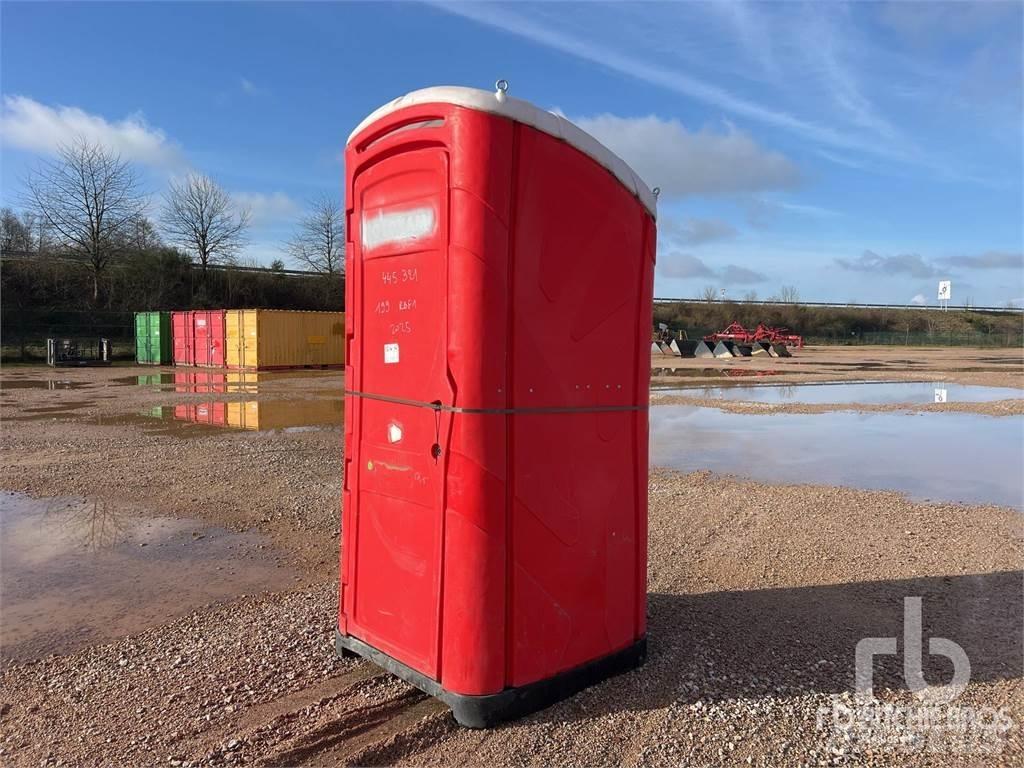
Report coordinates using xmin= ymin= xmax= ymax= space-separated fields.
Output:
xmin=1 ymin=1 xmax=1021 ymax=305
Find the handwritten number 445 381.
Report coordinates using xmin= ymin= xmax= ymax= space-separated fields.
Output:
xmin=382 ymin=268 xmax=419 ymax=285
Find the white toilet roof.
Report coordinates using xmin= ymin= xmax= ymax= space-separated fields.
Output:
xmin=348 ymin=86 xmax=657 ymax=218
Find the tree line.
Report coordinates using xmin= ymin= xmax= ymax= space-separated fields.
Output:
xmin=1 ymin=137 xmax=345 ymax=312
xmin=654 ymin=298 xmax=1022 ymax=344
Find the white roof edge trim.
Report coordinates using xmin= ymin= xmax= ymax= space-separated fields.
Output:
xmin=347 ymin=86 xmax=658 ymax=219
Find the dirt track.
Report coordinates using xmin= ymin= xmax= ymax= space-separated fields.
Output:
xmin=1 ymin=347 xmax=1022 ymax=766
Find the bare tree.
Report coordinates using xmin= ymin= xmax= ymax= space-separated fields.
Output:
xmin=286 ymin=195 xmax=344 ymax=274
xmin=779 ymin=285 xmax=800 ymax=304
xmin=161 ymin=174 xmax=250 ymax=272
xmin=125 ymin=215 xmax=163 ymax=253
xmin=23 ymin=138 xmax=146 ymax=300
xmin=0 ymin=207 xmax=33 ymax=253
xmin=742 ymin=289 xmax=759 ymax=302
xmin=700 ymin=285 xmax=718 ymax=302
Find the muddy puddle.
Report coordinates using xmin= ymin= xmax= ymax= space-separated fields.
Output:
xmin=651 ymin=368 xmax=784 ymax=383
xmin=92 ymin=398 xmax=344 ymax=435
xmin=118 ymin=370 xmax=341 ymax=394
xmin=146 ymin=398 xmax=345 ymax=432
xmin=20 ymin=401 xmax=98 ymax=413
xmin=650 ymin=405 xmax=1024 ymax=508
xmin=0 ymin=378 xmax=91 ymax=391
xmin=7 ymin=398 xmax=344 ymax=434
xmin=658 ymin=381 xmax=1023 ymax=404
xmin=0 ymin=492 xmax=299 ymax=661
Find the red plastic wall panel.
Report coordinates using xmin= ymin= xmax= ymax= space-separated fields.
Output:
xmin=507 ymin=126 xmax=653 ymax=687
xmin=193 ymin=310 xmax=226 ymax=367
xmin=172 ymin=311 xmax=194 ymax=366
xmin=341 ymin=103 xmax=654 ymax=697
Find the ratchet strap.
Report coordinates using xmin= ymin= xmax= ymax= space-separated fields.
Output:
xmin=344 ymin=389 xmax=646 ymax=415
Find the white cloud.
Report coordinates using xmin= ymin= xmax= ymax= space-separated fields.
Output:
xmin=774 ymin=201 xmax=844 ymax=218
xmin=663 ymin=216 xmax=737 ymax=246
xmin=877 ymin=1 xmax=1020 ymax=44
xmin=835 ymin=250 xmax=940 ymax=278
xmin=658 ymin=251 xmax=768 ymax=285
xmin=658 ymin=252 xmax=715 ymax=279
xmin=720 ymin=264 xmax=768 ymax=284
xmin=937 ymin=251 xmax=1024 ymax=270
xmin=233 ymin=191 xmax=299 ymax=225
xmin=573 ymin=114 xmax=800 ymax=198
xmin=435 ymin=1 xmax=905 ymax=159
xmin=815 ymin=149 xmax=867 ymax=170
xmin=240 ymin=78 xmax=260 ymax=96
xmin=792 ymin=6 xmax=899 ymax=141
xmin=0 ymin=95 xmax=182 ymax=167
xmin=910 ymin=294 xmax=927 ymax=305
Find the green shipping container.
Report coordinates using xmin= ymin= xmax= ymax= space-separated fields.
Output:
xmin=135 ymin=311 xmax=173 ymax=364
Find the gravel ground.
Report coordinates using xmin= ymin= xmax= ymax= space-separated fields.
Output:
xmin=1 ymin=353 xmax=1021 ymax=767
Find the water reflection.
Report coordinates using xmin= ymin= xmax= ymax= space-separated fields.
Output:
xmin=162 ymin=398 xmax=344 ymax=431
xmin=650 ymin=405 xmax=1024 ymax=508
xmin=123 ymin=370 xmax=340 ymax=395
xmin=662 ymin=381 xmax=1023 ymax=405
xmin=651 ymin=368 xmax=784 ymax=382
xmin=0 ymin=492 xmax=297 ymax=661
xmin=42 ymin=498 xmax=129 ymax=551
xmin=0 ymin=379 xmax=89 ymax=391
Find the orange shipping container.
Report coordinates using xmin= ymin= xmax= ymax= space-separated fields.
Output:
xmin=225 ymin=310 xmax=345 ymax=370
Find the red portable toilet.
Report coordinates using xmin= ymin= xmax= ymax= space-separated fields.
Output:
xmin=337 ymin=83 xmax=656 ymax=727
xmin=192 ymin=310 xmax=226 ymax=368
xmin=171 ymin=311 xmax=193 ymax=366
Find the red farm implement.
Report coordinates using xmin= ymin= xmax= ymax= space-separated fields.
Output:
xmin=704 ymin=322 xmax=804 ymax=349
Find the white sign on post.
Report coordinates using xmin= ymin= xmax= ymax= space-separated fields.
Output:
xmin=934 ymin=388 xmax=948 ymax=403
xmin=937 ymin=280 xmax=951 ymax=301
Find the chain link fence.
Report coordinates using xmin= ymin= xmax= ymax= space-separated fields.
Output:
xmin=2 ymin=310 xmax=136 ymax=362
xmin=3 ymin=312 xmax=1022 ymax=365
xmin=803 ymin=330 xmax=1023 ymax=347
xmin=658 ymin=326 xmax=1022 ymax=348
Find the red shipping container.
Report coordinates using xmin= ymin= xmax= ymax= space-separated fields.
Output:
xmin=192 ymin=310 xmax=226 ymax=367
xmin=337 ymin=85 xmax=656 ymax=727
xmin=171 ymin=311 xmax=193 ymax=366
xmin=173 ymin=401 xmax=226 ymax=427
xmin=173 ymin=370 xmax=228 ymax=394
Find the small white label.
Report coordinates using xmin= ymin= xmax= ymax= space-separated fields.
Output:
xmin=934 ymin=388 xmax=948 ymax=403
xmin=197 ymin=318 xmax=207 ymax=327
xmin=384 ymin=343 xmax=400 ymax=364
xmin=387 ymin=423 xmax=403 ymax=443
xmin=362 ymin=206 xmax=436 ymax=251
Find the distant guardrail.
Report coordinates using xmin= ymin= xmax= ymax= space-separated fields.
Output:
xmin=653 ymin=297 xmax=1023 ymax=313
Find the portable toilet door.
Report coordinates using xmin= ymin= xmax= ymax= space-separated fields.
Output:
xmin=338 ymin=84 xmax=655 ymax=728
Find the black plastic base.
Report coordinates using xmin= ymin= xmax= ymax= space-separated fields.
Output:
xmin=335 ymin=631 xmax=647 ymax=728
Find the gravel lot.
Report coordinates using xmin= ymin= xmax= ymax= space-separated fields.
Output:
xmin=1 ymin=348 xmax=1021 ymax=766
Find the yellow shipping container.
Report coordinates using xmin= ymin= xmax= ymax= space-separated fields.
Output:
xmin=226 ymin=398 xmax=344 ymax=431
xmin=225 ymin=310 xmax=345 ymax=369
